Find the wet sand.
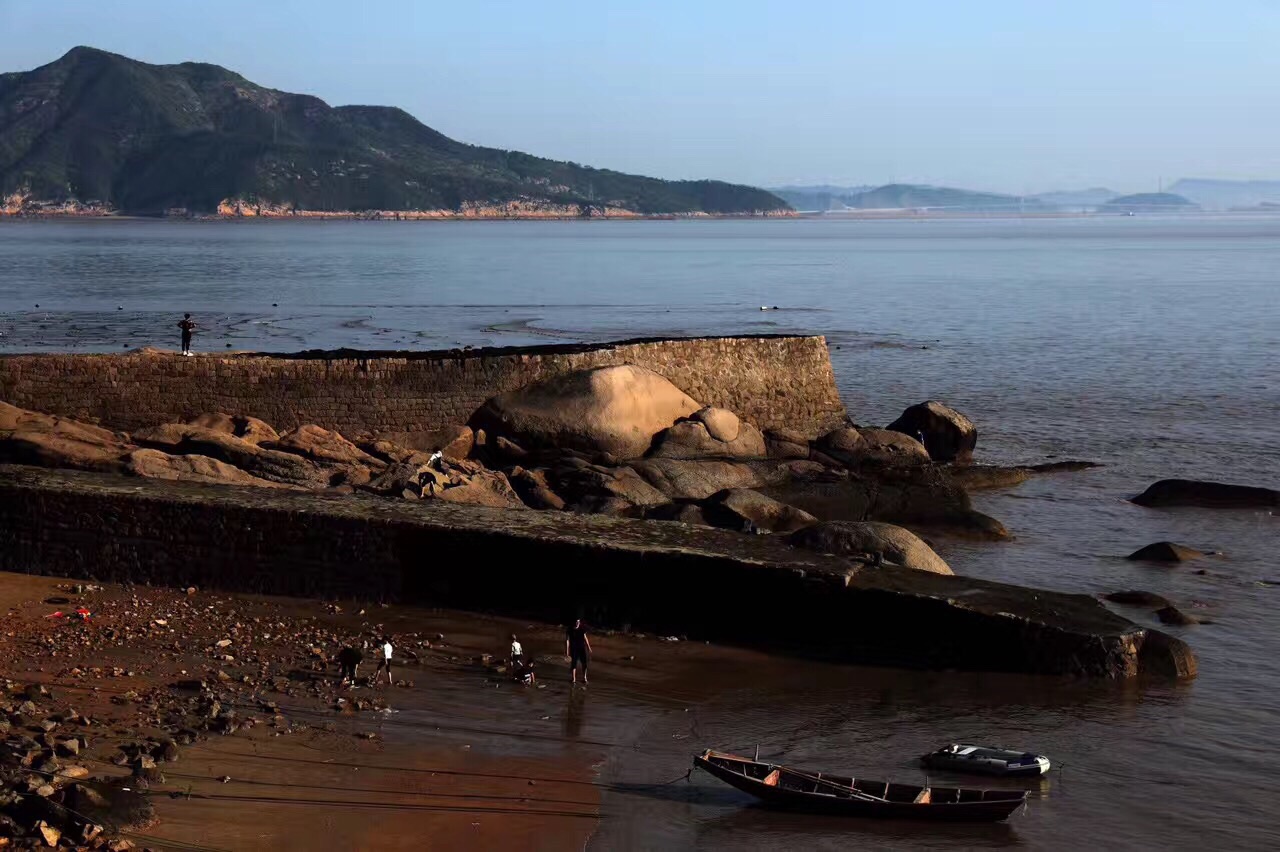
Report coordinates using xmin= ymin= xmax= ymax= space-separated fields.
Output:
xmin=0 ymin=569 xmax=812 ymax=851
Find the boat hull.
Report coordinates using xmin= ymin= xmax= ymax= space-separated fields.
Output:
xmin=695 ymin=752 xmax=1025 ymax=823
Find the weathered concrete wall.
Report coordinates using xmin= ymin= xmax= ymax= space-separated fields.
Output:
xmin=0 ymin=466 xmax=1195 ymax=679
xmin=0 ymin=335 xmax=846 ymax=438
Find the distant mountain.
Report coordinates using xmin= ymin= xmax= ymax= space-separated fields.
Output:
xmin=770 ymin=183 xmax=1039 ymax=212
xmin=843 ymin=184 xmax=1036 ymax=211
xmin=1030 ymin=187 xmax=1119 ymax=208
xmin=0 ymin=47 xmax=789 ymax=216
xmin=1168 ymin=179 xmax=1280 ymax=210
xmin=1103 ymin=192 xmax=1199 ymax=212
xmin=768 ymin=185 xmax=874 ymax=211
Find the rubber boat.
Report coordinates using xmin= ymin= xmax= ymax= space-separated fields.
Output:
xmin=920 ymin=744 xmax=1051 ymax=777
xmin=694 ymin=749 xmax=1027 ymax=822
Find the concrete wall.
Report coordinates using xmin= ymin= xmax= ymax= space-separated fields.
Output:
xmin=0 ymin=466 xmax=1196 ymax=679
xmin=0 ymin=335 xmax=846 ymax=438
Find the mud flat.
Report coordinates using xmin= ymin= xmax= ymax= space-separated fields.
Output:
xmin=0 ymin=465 xmax=1193 ymax=680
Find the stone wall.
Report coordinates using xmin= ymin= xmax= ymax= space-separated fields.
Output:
xmin=0 ymin=466 xmax=1196 ymax=679
xmin=0 ymin=335 xmax=846 ymax=438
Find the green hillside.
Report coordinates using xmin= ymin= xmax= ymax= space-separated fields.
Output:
xmin=0 ymin=47 xmax=789 ymax=216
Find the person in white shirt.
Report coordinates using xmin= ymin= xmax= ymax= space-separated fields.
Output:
xmin=509 ymin=634 xmax=524 ymax=668
xmin=374 ymin=635 xmax=394 ymax=685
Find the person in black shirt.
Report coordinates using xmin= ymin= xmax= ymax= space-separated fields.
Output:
xmin=565 ymin=619 xmax=591 ymax=685
xmin=177 ymin=313 xmax=197 ymax=356
xmin=337 ymin=645 xmax=363 ymax=687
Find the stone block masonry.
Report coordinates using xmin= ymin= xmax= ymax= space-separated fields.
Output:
xmin=0 ymin=335 xmax=847 ymax=438
xmin=0 ymin=466 xmax=1195 ymax=680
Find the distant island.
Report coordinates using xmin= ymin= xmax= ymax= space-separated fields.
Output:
xmin=0 ymin=47 xmax=791 ymax=219
xmin=771 ymin=183 xmax=1036 ymax=213
xmin=1102 ymin=192 xmax=1199 ymax=213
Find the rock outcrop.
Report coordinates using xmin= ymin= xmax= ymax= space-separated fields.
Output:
xmin=0 ymin=401 xmax=129 ymax=472
xmin=631 ymin=458 xmax=765 ymax=500
xmin=1127 ymin=541 xmax=1204 ymax=563
xmin=647 ymin=406 xmax=767 ymax=459
xmin=545 ymin=458 xmax=670 ymax=515
xmin=135 ymin=426 xmax=329 ymax=489
xmin=270 ymin=424 xmax=385 ymax=469
xmin=184 ymin=412 xmax=280 ymax=445
xmin=887 ymin=401 xmax=977 ymax=462
xmin=700 ymin=488 xmax=818 ymax=534
xmin=470 ymin=365 xmax=701 ymax=459
xmin=763 ymin=428 xmax=811 ymax=460
xmin=1132 ymin=479 xmax=1279 ymax=509
xmin=789 ymin=521 xmax=954 ymax=575
xmin=123 ymin=448 xmax=286 ymax=488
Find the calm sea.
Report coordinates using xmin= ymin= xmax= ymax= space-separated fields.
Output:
xmin=1 ymin=216 xmax=1277 ymax=849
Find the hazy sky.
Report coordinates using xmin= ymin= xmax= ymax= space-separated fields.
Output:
xmin=5 ymin=0 xmax=1280 ymax=193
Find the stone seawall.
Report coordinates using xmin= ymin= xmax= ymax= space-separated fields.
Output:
xmin=0 ymin=466 xmax=1195 ymax=679
xmin=0 ymin=335 xmax=846 ymax=438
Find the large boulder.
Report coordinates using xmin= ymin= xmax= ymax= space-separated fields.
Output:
xmin=135 ymin=425 xmax=329 ymax=489
xmin=470 ymin=365 xmax=701 ymax=460
xmin=184 ymin=413 xmax=280 ymax=445
xmin=433 ymin=470 xmax=526 ymax=509
xmin=630 ymin=458 xmax=765 ymax=500
xmin=1155 ymin=606 xmax=1203 ymax=626
xmin=701 ymin=489 xmax=818 ymax=534
xmin=123 ymin=449 xmax=287 ymax=488
xmin=1136 ymin=630 xmax=1198 ymax=679
xmin=887 ymin=401 xmax=977 ymax=462
xmin=647 ymin=407 xmax=767 ymax=460
xmin=1127 ymin=541 xmax=1204 ymax=563
xmin=854 ymin=428 xmax=931 ymax=467
xmin=546 ymin=458 xmax=671 ymax=515
xmin=764 ymin=428 xmax=811 ymax=460
xmin=507 ymin=467 xmax=567 ymax=510
xmin=375 ymin=425 xmax=474 ymax=460
xmin=1132 ymin=479 xmax=1279 ymax=509
xmin=788 ymin=521 xmax=954 ymax=575
xmin=0 ymin=402 xmax=130 ymax=472
xmin=814 ymin=427 xmax=864 ymax=465
xmin=269 ymin=424 xmax=385 ymax=469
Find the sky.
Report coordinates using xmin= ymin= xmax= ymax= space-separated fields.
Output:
xmin=4 ymin=0 xmax=1280 ymax=194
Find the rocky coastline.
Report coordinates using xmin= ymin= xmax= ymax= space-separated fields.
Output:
xmin=0 ymin=337 xmax=1218 ymax=849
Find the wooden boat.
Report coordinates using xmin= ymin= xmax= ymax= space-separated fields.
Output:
xmin=694 ymin=749 xmax=1026 ymax=822
xmin=921 ymin=743 xmax=1051 ymax=777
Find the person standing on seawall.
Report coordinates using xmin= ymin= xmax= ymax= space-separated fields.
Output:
xmin=565 ymin=619 xmax=591 ymax=686
xmin=177 ymin=313 xmax=197 ymax=356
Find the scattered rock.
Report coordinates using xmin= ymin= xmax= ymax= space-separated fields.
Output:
xmin=1104 ymin=590 xmax=1173 ymax=608
xmin=1131 ymin=478 xmax=1279 ymax=509
xmin=1127 ymin=542 xmax=1204 ymax=563
xmin=1155 ymin=605 xmax=1203 ymax=626
xmin=886 ymin=401 xmax=977 ymax=462
xmin=947 ymin=465 xmax=1029 ymax=491
xmin=788 ymin=521 xmax=954 ymax=574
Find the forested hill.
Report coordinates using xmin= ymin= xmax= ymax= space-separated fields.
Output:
xmin=0 ymin=47 xmax=790 ymax=216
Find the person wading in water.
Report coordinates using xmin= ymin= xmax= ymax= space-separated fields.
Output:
xmin=565 ymin=619 xmax=591 ymax=685
xmin=177 ymin=313 xmax=197 ymax=356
